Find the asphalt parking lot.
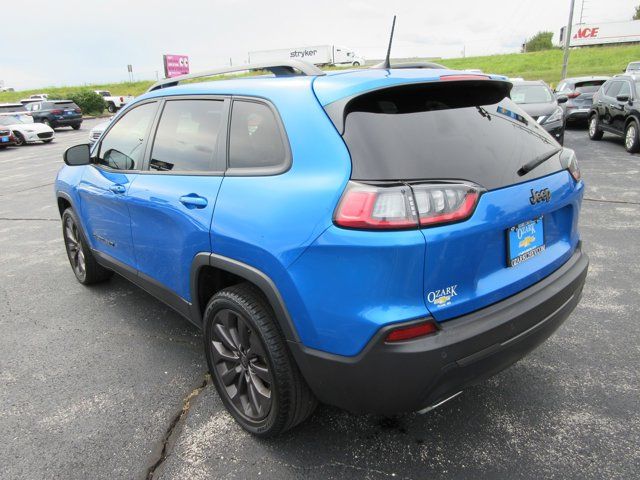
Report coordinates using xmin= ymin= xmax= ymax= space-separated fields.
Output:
xmin=1 ymin=119 xmax=638 ymax=480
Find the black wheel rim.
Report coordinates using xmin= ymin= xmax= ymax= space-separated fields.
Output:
xmin=63 ymin=216 xmax=86 ymax=279
xmin=14 ymin=134 xmax=24 ymax=146
xmin=209 ymin=309 xmax=272 ymax=421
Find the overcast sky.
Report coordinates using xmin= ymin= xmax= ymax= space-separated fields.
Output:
xmin=1 ymin=0 xmax=638 ymax=89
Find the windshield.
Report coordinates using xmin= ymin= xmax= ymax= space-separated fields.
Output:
xmin=627 ymin=63 xmax=640 ymax=71
xmin=0 ymin=114 xmax=33 ymax=125
xmin=511 ymin=85 xmax=553 ymax=104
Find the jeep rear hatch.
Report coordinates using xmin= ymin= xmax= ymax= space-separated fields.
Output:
xmin=327 ymin=78 xmax=583 ymax=321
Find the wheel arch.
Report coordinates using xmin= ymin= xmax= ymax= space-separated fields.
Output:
xmin=624 ymin=115 xmax=640 ymax=129
xmin=191 ymin=253 xmax=300 ymax=342
xmin=56 ymin=191 xmax=74 ymax=217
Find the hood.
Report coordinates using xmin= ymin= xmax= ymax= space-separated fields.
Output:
xmin=8 ymin=122 xmax=54 ymax=134
xmin=91 ymin=121 xmax=111 ymax=134
xmin=516 ymin=102 xmax=558 ymax=118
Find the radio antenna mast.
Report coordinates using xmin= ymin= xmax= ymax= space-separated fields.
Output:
xmin=382 ymin=15 xmax=396 ymax=69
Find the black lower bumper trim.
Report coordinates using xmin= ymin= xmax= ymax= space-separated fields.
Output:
xmin=290 ymin=247 xmax=589 ymax=415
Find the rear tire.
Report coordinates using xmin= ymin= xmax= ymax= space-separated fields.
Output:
xmin=71 ymin=124 xmax=81 ymax=130
xmin=61 ymin=208 xmax=113 ymax=285
xmin=624 ymin=120 xmax=640 ymax=153
xmin=588 ymin=114 xmax=603 ymax=140
xmin=107 ymin=102 xmax=117 ymax=114
xmin=203 ymin=283 xmax=317 ymax=437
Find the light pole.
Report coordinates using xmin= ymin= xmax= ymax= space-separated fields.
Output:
xmin=561 ymin=0 xmax=576 ymax=79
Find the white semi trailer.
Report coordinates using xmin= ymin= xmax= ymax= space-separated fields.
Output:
xmin=249 ymin=45 xmax=365 ymax=67
xmin=555 ymin=20 xmax=640 ymax=47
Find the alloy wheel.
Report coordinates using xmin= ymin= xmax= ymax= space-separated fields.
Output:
xmin=63 ymin=216 xmax=86 ymax=280
xmin=209 ymin=308 xmax=272 ymax=420
xmin=626 ymin=125 xmax=636 ymax=150
xmin=589 ymin=118 xmax=597 ymax=137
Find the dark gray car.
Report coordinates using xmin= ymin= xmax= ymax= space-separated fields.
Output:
xmin=555 ymin=76 xmax=610 ymax=125
xmin=511 ymin=80 xmax=567 ymax=145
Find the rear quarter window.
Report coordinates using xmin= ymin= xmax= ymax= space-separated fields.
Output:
xmin=227 ymin=100 xmax=289 ymax=173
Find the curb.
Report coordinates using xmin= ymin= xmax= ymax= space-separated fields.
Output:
xmin=82 ymin=114 xmax=113 ymax=120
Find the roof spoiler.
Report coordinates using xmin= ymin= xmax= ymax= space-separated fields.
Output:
xmin=147 ymin=60 xmax=325 ymax=92
xmin=371 ymin=61 xmax=447 ymax=70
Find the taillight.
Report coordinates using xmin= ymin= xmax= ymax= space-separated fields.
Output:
xmin=386 ymin=320 xmax=438 ymax=342
xmin=74 ymin=108 xmax=82 ymax=114
xmin=334 ymin=182 xmax=418 ymax=229
xmin=51 ymin=109 xmax=63 ymax=115
xmin=567 ymin=92 xmax=580 ymax=99
xmin=119 ymin=96 xmax=124 ymax=102
xmin=412 ymin=184 xmax=481 ymax=227
xmin=560 ymin=148 xmax=581 ymax=182
xmin=334 ymin=181 xmax=482 ymax=230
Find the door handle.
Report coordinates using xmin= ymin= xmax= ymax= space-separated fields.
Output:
xmin=179 ymin=194 xmax=208 ymax=209
xmin=109 ymin=184 xmax=126 ymax=194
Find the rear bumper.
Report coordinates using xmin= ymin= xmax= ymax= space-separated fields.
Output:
xmin=50 ymin=117 xmax=82 ymax=127
xmin=565 ymin=108 xmax=590 ymax=121
xmin=291 ymin=245 xmax=588 ymax=414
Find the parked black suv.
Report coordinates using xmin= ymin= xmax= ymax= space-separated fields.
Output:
xmin=588 ymin=75 xmax=640 ymax=153
xmin=25 ymin=100 xmax=82 ymax=130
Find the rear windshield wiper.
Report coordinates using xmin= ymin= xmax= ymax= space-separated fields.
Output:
xmin=517 ymin=146 xmax=562 ymax=176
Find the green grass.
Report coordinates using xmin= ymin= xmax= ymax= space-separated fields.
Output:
xmin=2 ymin=44 xmax=638 ymax=104
xmin=438 ymin=44 xmax=640 ymax=87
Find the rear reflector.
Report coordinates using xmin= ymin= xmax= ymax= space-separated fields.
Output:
xmin=386 ymin=321 xmax=438 ymax=342
xmin=334 ymin=181 xmax=482 ymax=230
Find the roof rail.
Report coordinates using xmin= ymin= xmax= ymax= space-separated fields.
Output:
xmin=147 ymin=60 xmax=325 ymax=92
xmin=371 ymin=61 xmax=447 ymax=70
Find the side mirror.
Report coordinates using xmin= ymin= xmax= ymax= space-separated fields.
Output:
xmin=617 ymin=94 xmax=630 ymax=103
xmin=557 ymin=95 xmax=568 ymax=104
xmin=63 ymin=144 xmax=91 ymax=166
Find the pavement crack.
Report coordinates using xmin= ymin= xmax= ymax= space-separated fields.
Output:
xmin=145 ymin=374 xmax=211 ymax=480
xmin=583 ymin=197 xmax=640 ymax=206
xmin=0 ymin=181 xmax=54 ymax=196
xmin=0 ymin=217 xmax=59 ymax=222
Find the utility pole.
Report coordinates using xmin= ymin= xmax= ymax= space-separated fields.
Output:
xmin=561 ymin=0 xmax=576 ymax=80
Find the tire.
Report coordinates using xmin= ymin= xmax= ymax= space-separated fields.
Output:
xmin=588 ymin=114 xmax=603 ymax=140
xmin=13 ymin=132 xmax=25 ymax=146
xmin=71 ymin=124 xmax=81 ymax=130
xmin=624 ymin=120 xmax=640 ymax=153
xmin=352 ymin=61 xmax=361 ymax=67
xmin=61 ymin=208 xmax=113 ymax=285
xmin=107 ymin=102 xmax=117 ymax=114
xmin=204 ymin=283 xmax=317 ymax=437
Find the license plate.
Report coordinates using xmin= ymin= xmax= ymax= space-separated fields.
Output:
xmin=65 ymin=110 xmax=74 ymax=115
xmin=1 ymin=137 xmax=8 ymax=143
xmin=507 ymin=217 xmax=545 ymax=267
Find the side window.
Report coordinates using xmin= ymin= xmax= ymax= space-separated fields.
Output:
xmin=150 ymin=99 xmax=224 ymax=172
xmin=97 ymin=102 xmax=157 ymax=171
xmin=604 ymin=82 xmax=622 ymax=98
xmin=618 ymin=81 xmax=631 ymax=98
xmin=228 ymin=100 xmax=287 ymax=170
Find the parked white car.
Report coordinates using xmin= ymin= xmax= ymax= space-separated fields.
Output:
xmin=89 ymin=118 xmax=112 ymax=146
xmin=94 ymin=90 xmax=134 ymax=113
xmin=0 ymin=113 xmax=55 ymax=145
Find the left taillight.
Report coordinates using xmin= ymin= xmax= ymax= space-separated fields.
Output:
xmin=334 ymin=181 xmax=482 ymax=230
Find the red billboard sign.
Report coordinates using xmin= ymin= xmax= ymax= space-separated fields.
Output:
xmin=163 ymin=54 xmax=190 ymax=78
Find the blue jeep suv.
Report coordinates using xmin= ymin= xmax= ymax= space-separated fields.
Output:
xmin=55 ymin=61 xmax=589 ymax=437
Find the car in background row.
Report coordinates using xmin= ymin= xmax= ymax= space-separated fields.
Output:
xmin=0 ymin=113 xmax=55 ymax=145
xmin=88 ymin=118 xmax=112 ymax=146
xmin=511 ymin=80 xmax=567 ymax=145
xmin=25 ymin=100 xmax=82 ymax=130
xmin=624 ymin=62 xmax=640 ymax=74
xmin=0 ymin=128 xmax=16 ymax=148
xmin=555 ymin=76 xmax=609 ymax=124
xmin=94 ymin=91 xmax=134 ymax=113
xmin=0 ymin=103 xmax=27 ymax=114
xmin=588 ymin=74 xmax=640 ymax=153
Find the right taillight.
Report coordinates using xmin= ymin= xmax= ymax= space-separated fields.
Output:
xmin=334 ymin=181 xmax=482 ymax=230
